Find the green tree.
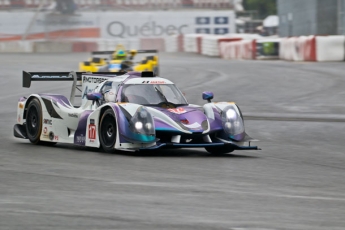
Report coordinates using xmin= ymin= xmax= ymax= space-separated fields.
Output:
xmin=243 ymin=0 xmax=277 ymax=19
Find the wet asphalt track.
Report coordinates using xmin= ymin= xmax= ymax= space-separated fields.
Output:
xmin=1 ymin=52 xmax=345 ymax=230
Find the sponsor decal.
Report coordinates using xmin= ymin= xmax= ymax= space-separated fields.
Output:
xmin=76 ymin=134 xmax=85 ymax=143
xmin=150 ymin=81 xmax=165 ymax=84
xmin=43 ymin=127 xmax=48 ymax=134
xmin=54 ymin=136 xmax=59 ymax=141
xmin=17 ymin=115 xmax=20 ymax=123
xmin=168 ymin=108 xmax=187 ymax=114
xmin=68 ymin=113 xmax=78 ymax=118
xmin=18 ymin=103 xmax=24 ymax=109
xmin=49 ymin=132 xmax=54 ymax=141
xmin=43 ymin=119 xmax=52 ymax=125
xmin=83 ymin=76 xmax=108 ymax=84
xmin=107 ymin=21 xmax=188 ymax=38
xmin=88 ymin=119 xmax=96 ymax=140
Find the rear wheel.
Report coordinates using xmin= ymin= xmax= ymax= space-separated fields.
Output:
xmin=26 ymin=98 xmax=42 ymax=144
xmin=99 ymin=109 xmax=117 ymax=153
xmin=205 ymin=145 xmax=234 ymax=155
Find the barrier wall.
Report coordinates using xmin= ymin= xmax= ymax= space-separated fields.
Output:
xmin=201 ymin=35 xmax=236 ymax=56
xmin=219 ymin=39 xmax=256 ymax=60
xmin=279 ymin=35 xmax=345 ymax=62
xmin=0 ymin=40 xmax=33 ymax=53
xmin=316 ymin=36 xmax=345 ymax=61
xmin=183 ymin=34 xmax=203 ymax=53
xmin=140 ymin=38 xmax=165 ymax=51
xmin=256 ymin=38 xmax=280 ymax=60
xmin=0 ymin=34 xmax=344 ymax=64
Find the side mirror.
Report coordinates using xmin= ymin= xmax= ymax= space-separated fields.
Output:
xmin=202 ymin=91 xmax=214 ymax=103
xmin=86 ymin=92 xmax=102 ymax=101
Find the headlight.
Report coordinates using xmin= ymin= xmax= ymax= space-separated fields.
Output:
xmin=129 ymin=106 xmax=155 ymax=135
xmin=221 ymin=105 xmax=245 ymax=141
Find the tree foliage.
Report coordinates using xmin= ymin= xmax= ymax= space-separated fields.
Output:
xmin=243 ymin=0 xmax=277 ymax=19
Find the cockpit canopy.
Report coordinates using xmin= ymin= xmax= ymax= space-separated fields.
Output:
xmin=98 ymin=80 xmax=188 ymax=106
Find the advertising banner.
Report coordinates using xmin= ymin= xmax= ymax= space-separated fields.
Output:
xmin=0 ymin=11 xmax=235 ymax=41
xmin=101 ymin=11 xmax=235 ymax=39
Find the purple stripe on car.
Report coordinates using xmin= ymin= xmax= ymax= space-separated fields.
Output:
xmin=74 ymin=110 xmax=93 ymax=146
xmin=39 ymin=94 xmax=73 ymax=108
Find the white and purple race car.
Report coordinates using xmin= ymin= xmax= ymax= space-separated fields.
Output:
xmin=14 ymin=71 xmax=260 ymax=154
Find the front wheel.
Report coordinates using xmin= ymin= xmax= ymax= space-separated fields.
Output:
xmin=25 ymin=98 xmax=42 ymax=144
xmin=205 ymin=145 xmax=234 ymax=155
xmin=99 ymin=108 xmax=117 ymax=153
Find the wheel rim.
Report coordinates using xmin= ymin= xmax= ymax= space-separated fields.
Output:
xmin=27 ymin=106 xmax=39 ymax=136
xmin=101 ymin=114 xmax=116 ymax=148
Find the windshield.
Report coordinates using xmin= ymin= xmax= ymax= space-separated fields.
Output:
xmin=121 ymin=84 xmax=188 ymax=105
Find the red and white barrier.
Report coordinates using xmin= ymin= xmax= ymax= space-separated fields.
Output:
xmin=316 ymin=36 xmax=345 ymax=61
xmin=201 ymin=35 xmax=229 ymax=56
xmin=97 ymin=39 xmax=140 ymax=51
xmin=0 ymin=40 xmax=34 ymax=53
xmin=183 ymin=34 xmax=204 ymax=53
xmin=219 ymin=39 xmax=256 ymax=60
xmin=140 ymin=38 xmax=165 ymax=51
xmin=280 ymin=35 xmax=345 ymax=62
xmin=164 ymin=34 xmax=185 ymax=52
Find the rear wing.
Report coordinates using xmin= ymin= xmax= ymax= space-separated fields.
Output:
xmin=23 ymin=71 xmax=125 ymax=105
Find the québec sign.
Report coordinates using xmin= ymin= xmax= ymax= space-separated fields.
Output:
xmin=107 ymin=21 xmax=188 ymax=38
xmin=100 ymin=11 xmax=235 ymax=39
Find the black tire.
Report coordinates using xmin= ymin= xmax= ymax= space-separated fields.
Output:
xmin=153 ymin=66 xmax=159 ymax=76
xmin=25 ymin=98 xmax=42 ymax=144
xmin=99 ymin=108 xmax=117 ymax=153
xmin=205 ymin=145 xmax=234 ymax=155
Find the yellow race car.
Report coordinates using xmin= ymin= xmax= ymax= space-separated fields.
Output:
xmin=79 ymin=44 xmax=159 ymax=75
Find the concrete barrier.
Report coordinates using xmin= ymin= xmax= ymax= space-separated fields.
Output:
xmin=183 ymin=34 xmax=202 ymax=53
xmin=165 ymin=35 xmax=179 ymax=52
xmin=72 ymin=41 xmax=98 ymax=52
xmin=0 ymin=40 xmax=34 ymax=53
xmin=140 ymin=38 xmax=165 ymax=51
xmin=33 ymin=41 xmax=73 ymax=53
xmin=316 ymin=36 xmax=345 ymax=61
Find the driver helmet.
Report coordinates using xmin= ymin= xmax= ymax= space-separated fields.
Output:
xmin=115 ymin=50 xmax=127 ymax=60
xmin=104 ymin=88 xmax=116 ymax=103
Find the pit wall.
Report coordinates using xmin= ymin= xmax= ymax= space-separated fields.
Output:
xmin=0 ymin=34 xmax=344 ymax=62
